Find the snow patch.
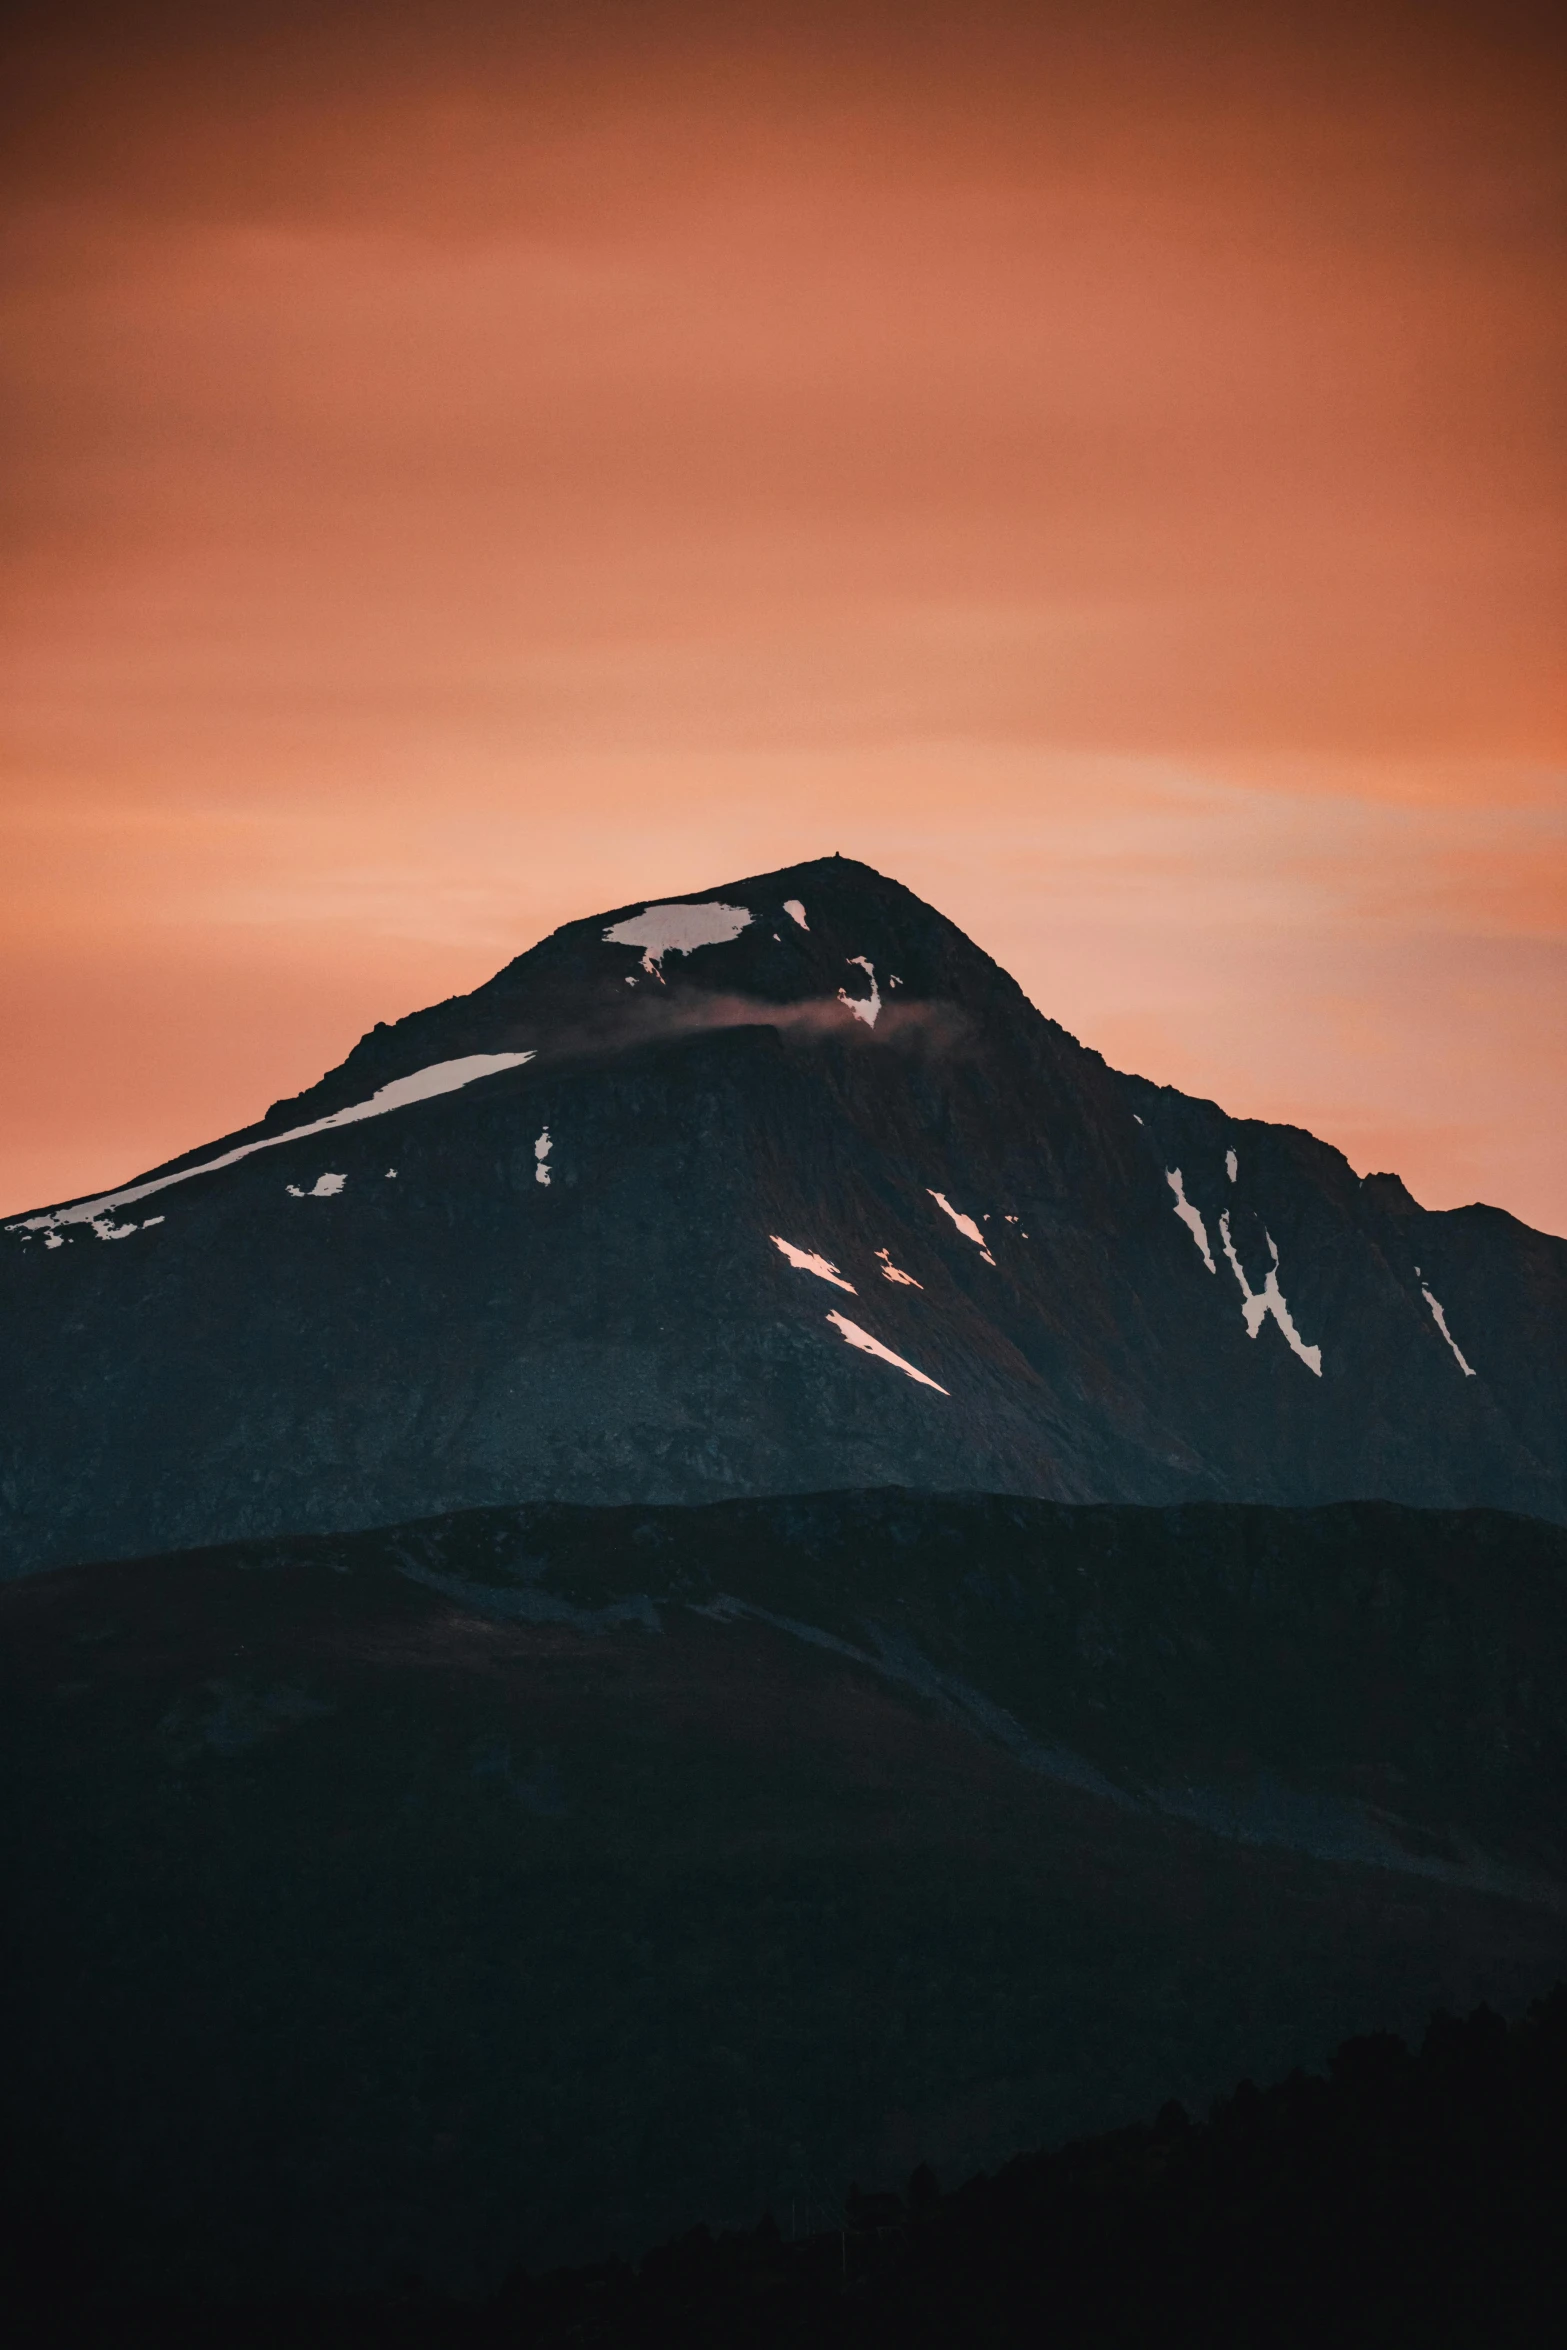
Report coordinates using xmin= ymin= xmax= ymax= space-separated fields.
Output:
xmin=1166 ymin=1169 xmax=1216 ymax=1273
xmin=43 ymin=1233 xmax=64 ymax=1249
xmin=783 ymin=899 xmax=809 ymax=930
xmin=143 ymin=1215 xmax=164 ymax=1227
xmin=1219 ymin=1214 xmax=1322 ymax=1375
xmin=7 ymin=1052 xmax=535 ymax=1235
xmin=357 ymin=1058 xmax=534 ymax=1118
xmin=772 ymin=1235 xmax=856 ymax=1293
xmin=1419 ymin=1280 xmax=1476 ymax=1377
xmin=928 ymin=1190 xmax=996 ymax=1264
xmin=1226 ymin=1149 xmax=1238 ymax=1183
xmin=534 ymin=1127 xmax=552 ymax=1187
xmin=837 ymin=955 xmax=881 ymax=1027
xmin=287 ymin=1172 xmax=346 ymax=1200
xmin=875 ymin=1248 xmax=922 ymax=1288
xmin=88 ymin=1215 xmax=139 ymax=1241
xmin=602 ymin=900 xmax=752 ymax=976
xmin=826 ymin=1310 xmax=948 ymax=1394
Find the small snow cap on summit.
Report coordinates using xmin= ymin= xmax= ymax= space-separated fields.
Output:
xmin=603 ymin=900 xmax=753 ymax=976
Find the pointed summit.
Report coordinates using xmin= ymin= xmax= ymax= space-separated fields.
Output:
xmin=2 ymin=858 xmax=1563 ymax=1573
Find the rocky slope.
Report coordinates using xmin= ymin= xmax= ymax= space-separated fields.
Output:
xmin=2 ymin=855 xmax=1562 ymax=1575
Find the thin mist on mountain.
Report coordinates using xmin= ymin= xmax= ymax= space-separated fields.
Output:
xmin=2 ymin=856 xmax=1562 ymax=1577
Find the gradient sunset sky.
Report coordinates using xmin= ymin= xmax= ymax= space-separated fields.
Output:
xmin=4 ymin=0 xmax=1563 ymax=1230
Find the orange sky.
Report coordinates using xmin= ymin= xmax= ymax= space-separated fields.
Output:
xmin=3 ymin=1 xmax=1564 ymax=1231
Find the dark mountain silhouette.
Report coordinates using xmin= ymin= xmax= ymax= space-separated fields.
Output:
xmin=4 ymin=859 xmax=1566 ymax=2317
xmin=3 ymin=855 xmax=1563 ymax=1578
xmin=4 ymin=1491 xmax=1566 ymax=2303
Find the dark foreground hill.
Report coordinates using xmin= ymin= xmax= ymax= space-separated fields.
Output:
xmin=19 ymin=1994 xmax=1561 ymax=2349
xmin=499 ymin=1992 xmax=1567 ymax=2350
xmin=4 ymin=855 xmax=1564 ymax=1578
xmin=5 ymin=1491 xmax=1566 ymax=2305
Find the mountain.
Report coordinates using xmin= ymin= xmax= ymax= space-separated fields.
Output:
xmin=3 ymin=855 xmax=1562 ymax=1576
xmin=5 ymin=1490 xmax=1567 ymax=2299
xmin=6 ymin=867 xmax=1567 ymax=2297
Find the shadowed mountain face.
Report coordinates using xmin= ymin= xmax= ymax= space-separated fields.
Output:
xmin=2 ymin=855 xmax=1563 ymax=1574
xmin=4 ymin=1492 xmax=1566 ymax=2298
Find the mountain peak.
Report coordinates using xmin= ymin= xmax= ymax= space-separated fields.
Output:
xmin=256 ymin=854 xmax=1029 ymax=1133
xmin=2 ymin=860 xmax=1563 ymax=1575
